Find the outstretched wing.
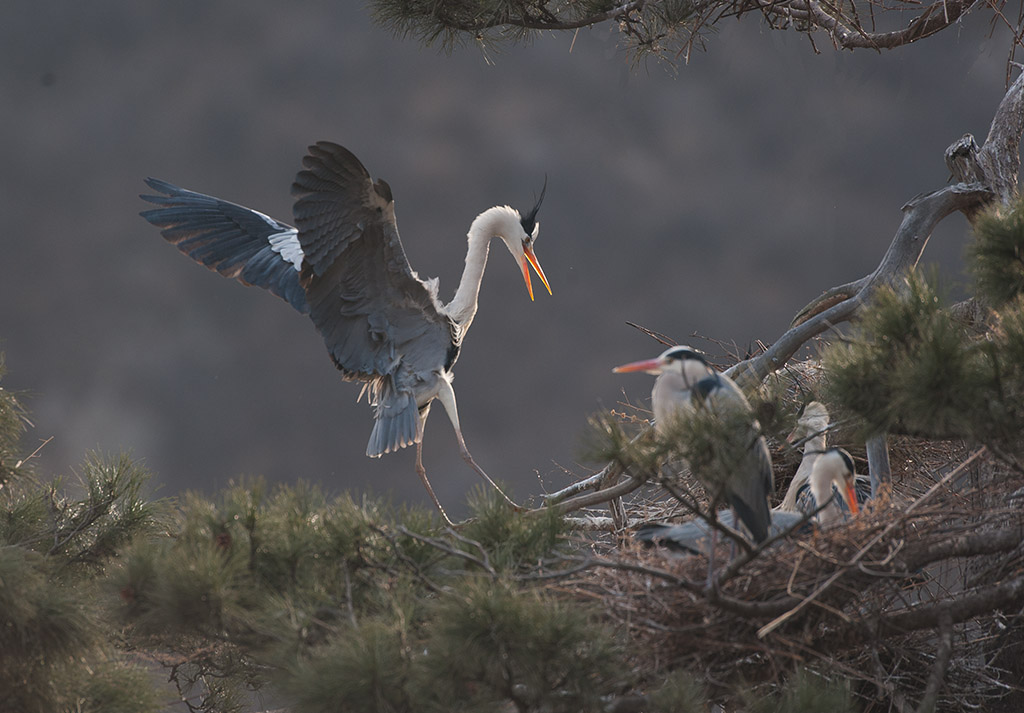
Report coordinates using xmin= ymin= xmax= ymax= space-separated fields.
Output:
xmin=291 ymin=142 xmax=456 ymax=456
xmin=140 ymin=178 xmax=308 ymax=313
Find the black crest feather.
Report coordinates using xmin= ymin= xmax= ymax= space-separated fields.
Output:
xmin=520 ymin=175 xmax=547 ymax=235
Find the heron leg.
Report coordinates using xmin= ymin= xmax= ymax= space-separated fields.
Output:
xmin=414 ymin=407 xmax=455 ymax=526
xmin=435 ymin=377 xmax=521 ymax=510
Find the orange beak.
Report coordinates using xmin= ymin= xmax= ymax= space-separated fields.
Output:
xmin=844 ymin=482 xmax=860 ymax=515
xmin=612 ymin=358 xmax=663 ymax=374
xmin=521 ymin=245 xmax=551 ymax=301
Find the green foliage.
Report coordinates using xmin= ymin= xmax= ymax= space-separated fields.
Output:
xmin=460 ymin=484 xmax=565 ymax=569
xmin=0 ymin=448 xmax=162 ymax=713
xmin=0 ymin=351 xmax=711 ymax=712
xmin=823 ymin=266 xmax=1024 ymax=460
xmin=969 ymin=199 xmax=1024 ymax=307
xmin=581 ymin=409 xmax=668 ymax=476
xmin=0 ymin=356 xmax=29 ymax=486
xmin=75 ymin=662 xmax=162 ymax=713
xmin=824 ymin=272 xmax=992 ymax=439
xmin=282 ymin=619 xmax=412 ymax=713
xmin=415 ymin=580 xmax=622 ymax=713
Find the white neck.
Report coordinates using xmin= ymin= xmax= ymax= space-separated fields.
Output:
xmin=809 ymin=455 xmax=843 ymax=525
xmin=777 ymin=423 xmax=828 ymax=512
xmin=444 ymin=206 xmax=518 ymax=330
xmin=803 ymin=427 xmax=827 ymax=455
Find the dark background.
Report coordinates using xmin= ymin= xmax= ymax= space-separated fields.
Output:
xmin=0 ymin=3 xmax=1013 ymax=515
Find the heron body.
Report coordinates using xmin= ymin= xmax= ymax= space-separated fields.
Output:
xmin=636 ymin=446 xmax=861 ymax=555
xmin=140 ymin=142 xmax=551 ymax=522
xmin=614 ymin=346 xmax=774 ymax=544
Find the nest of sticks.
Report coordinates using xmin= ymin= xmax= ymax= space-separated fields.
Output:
xmin=561 ymin=440 xmax=1024 ymax=711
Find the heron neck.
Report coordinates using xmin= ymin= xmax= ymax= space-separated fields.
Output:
xmin=445 ymin=207 xmax=507 ymax=329
xmin=803 ymin=428 xmax=827 ymax=455
xmin=810 ymin=466 xmax=839 ymax=525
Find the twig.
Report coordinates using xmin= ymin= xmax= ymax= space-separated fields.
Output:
xmin=915 ymin=610 xmax=954 ymax=713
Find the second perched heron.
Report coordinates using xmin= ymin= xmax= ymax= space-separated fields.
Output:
xmin=140 ymin=142 xmax=552 ymax=522
xmin=613 ymin=345 xmax=773 ymax=544
xmin=777 ymin=403 xmax=869 ymax=523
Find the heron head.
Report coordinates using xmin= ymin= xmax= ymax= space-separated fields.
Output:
xmin=493 ymin=179 xmax=551 ymax=301
xmin=787 ymin=400 xmax=830 ymax=444
xmin=613 ymin=346 xmax=714 ymax=386
xmin=812 ymin=447 xmax=859 ymax=516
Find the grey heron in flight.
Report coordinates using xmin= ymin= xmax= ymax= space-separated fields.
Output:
xmin=140 ymin=142 xmax=551 ymax=523
xmin=613 ymin=345 xmax=774 ymax=545
xmin=636 ymin=446 xmax=860 ymax=555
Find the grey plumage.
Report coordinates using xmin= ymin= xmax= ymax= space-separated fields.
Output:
xmin=614 ymin=346 xmax=774 ymax=544
xmin=291 ymin=143 xmax=458 ymax=457
xmin=140 ymin=178 xmax=309 ymax=312
xmin=636 ymin=510 xmax=808 ymax=556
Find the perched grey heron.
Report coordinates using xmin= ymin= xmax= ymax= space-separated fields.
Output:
xmin=636 ymin=446 xmax=861 ymax=555
xmin=791 ymin=447 xmax=866 ymax=526
xmin=777 ymin=403 xmax=869 ymax=523
xmin=140 ymin=142 xmax=551 ymax=522
xmin=613 ymin=345 xmax=773 ymax=544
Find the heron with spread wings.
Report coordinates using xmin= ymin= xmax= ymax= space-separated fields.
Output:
xmin=140 ymin=142 xmax=551 ymax=522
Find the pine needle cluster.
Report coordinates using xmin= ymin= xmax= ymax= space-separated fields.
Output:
xmin=824 ymin=272 xmax=990 ymax=440
xmin=369 ymin=0 xmax=700 ymax=60
xmin=0 ymin=356 xmax=29 ymax=486
xmin=825 ymin=197 xmax=1024 ymax=461
xmin=968 ymin=199 xmax=1024 ymax=307
xmin=0 ymin=397 xmax=163 ymax=713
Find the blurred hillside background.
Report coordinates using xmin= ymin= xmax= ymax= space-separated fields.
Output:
xmin=0 ymin=2 xmax=1015 ymax=515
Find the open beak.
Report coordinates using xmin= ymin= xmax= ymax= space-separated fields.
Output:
xmin=521 ymin=245 xmax=551 ymax=301
xmin=612 ymin=358 xmax=663 ymax=375
xmin=844 ymin=482 xmax=860 ymax=515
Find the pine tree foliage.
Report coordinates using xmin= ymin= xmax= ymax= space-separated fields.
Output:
xmin=0 ymin=382 xmax=163 ymax=713
xmin=0 ymin=356 xmax=30 ymax=486
xmin=824 ymin=272 xmax=991 ymax=440
xmin=969 ymin=199 xmax=1024 ymax=308
xmin=825 ymin=196 xmax=1024 ymax=465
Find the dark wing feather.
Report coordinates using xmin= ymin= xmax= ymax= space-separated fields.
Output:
xmin=140 ymin=178 xmax=308 ymax=312
xmin=698 ymin=374 xmax=774 ymax=544
xmin=290 ymin=142 xmax=456 ymax=456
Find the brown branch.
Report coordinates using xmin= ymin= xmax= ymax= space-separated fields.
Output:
xmin=978 ymin=62 xmax=1024 ymax=205
xmin=898 ymin=526 xmax=1024 ymax=573
xmin=864 ymin=571 xmax=1024 ymax=641
xmin=788 ymin=0 xmax=980 ymax=51
xmin=791 ymin=276 xmax=869 ymax=327
xmin=916 ymin=610 xmax=954 ymax=713
xmin=726 ymin=65 xmax=1024 ymax=388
